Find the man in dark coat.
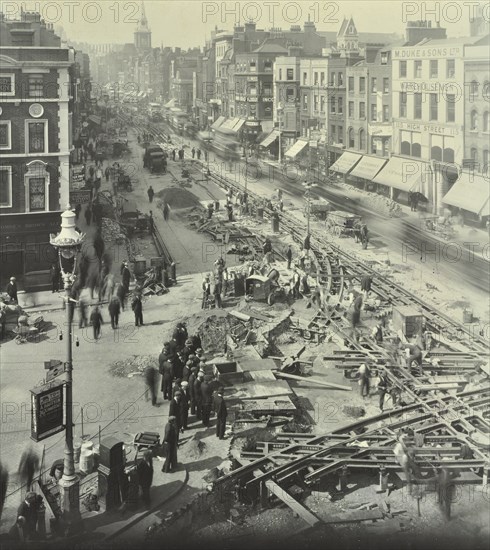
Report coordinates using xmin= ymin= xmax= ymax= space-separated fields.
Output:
xmin=172 ymin=323 xmax=188 ymax=351
xmin=194 ymin=372 xmax=204 ymax=421
xmin=116 ymin=283 xmax=128 ymax=311
xmin=159 ymin=356 xmax=174 ymax=401
xmin=10 ymin=492 xmax=41 ymax=541
xmin=18 ymin=448 xmax=39 ymax=492
xmin=169 ymin=393 xmax=183 ymax=433
xmin=90 ymin=306 xmax=103 ymax=340
xmin=286 ymin=245 xmax=292 ymax=269
xmin=200 ymin=377 xmax=213 ymax=427
xmin=188 ymin=367 xmax=199 ymax=416
xmin=136 ymin=450 xmax=153 ymax=506
xmin=162 ymin=417 xmax=178 ymax=473
xmin=147 ymin=186 xmax=155 ymax=203
xmin=215 ymin=390 xmax=228 ymax=439
xmin=50 ymin=264 xmax=60 ymax=293
xmin=121 ymin=262 xmax=131 ymax=291
xmin=108 ymin=297 xmax=121 ymax=329
xmin=144 ymin=366 xmax=158 ymax=406
xmin=131 ymin=293 xmax=143 ymax=327
xmin=6 ymin=277 xmax=17 ymax=303
xmin=179 ymin=382 xmax=190 ymax=430
xmin=84 ymin=204 xmax=92 ymax=226
xmin=172 ymin=352 xmax=184 ymax=380
xmin=94 ymin=229 xmax=105 ymax=261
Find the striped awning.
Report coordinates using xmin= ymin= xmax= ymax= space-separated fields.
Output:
xmin=232 ymin=118 xmax=246 ymax=132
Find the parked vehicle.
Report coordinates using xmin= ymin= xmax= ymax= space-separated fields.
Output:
xmin=143 ymin=144 xmax=166 ymax=173
xmin=119 ymin=200 xmax=150 ymax=236
xmin=325 ymin=210 xmax=362 ymax=238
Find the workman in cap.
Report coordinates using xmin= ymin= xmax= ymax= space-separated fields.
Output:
xmin=162 ymin=417 xmax=179 ymax=473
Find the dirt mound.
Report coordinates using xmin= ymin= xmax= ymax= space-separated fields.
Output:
xmin=343 ymin=405 xmax=366 ymax=418
xmin=109 ymin=355 xmax=158 ymax=377
xmin=185 ymin=437 xmax=207 ymax=459
xmin=156 ymin=187 xmax=201 ymax=209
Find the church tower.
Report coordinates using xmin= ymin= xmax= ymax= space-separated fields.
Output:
xmin=134 ymin=1 xmax=152 ymax=51
xmin=337 ymin=16 xmax=359 ymax=53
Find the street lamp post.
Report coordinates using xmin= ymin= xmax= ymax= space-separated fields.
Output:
xmin=50 ymin=207 xmax=85 ymax=533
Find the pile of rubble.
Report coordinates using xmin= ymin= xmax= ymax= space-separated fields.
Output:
xmin=101 ymin=217 xmax=127 ymax=244
xmin=109 ymin=355 xmax=158 ymax=378
xmin=335 ymin=182 xmax=403 ymax=217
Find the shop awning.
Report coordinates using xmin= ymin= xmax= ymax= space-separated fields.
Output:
xmin=164 ymin=98 xmax=175 ymax=109
xmin=259 ymin=130 xmax=280 ymax=148
xmin=329 ymin=151 xmax=362 ymax=174
xmin=349 ymin=155 xmax=388 ymax=180
xmin=261 ymin=121 xmax=274 ymax=134
xmin=372 ymin=156 xmax=431 ymax=194
xmin=232 ymin=118 xmax=246 ymax=132
xmin=442 ymin=172 xmax=490 ymax=216
xmin=88 ymin=115 xmax=102 ymax=125
xmin=221 ymin=117 xmax=240 ymax=130
xmin=211 ymin=116 xmax=226 ymax=130
xmin=285 ymin=139 xmax=308 ymax=159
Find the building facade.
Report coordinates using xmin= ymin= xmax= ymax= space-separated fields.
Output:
xmin=0 ymin=12 xmax=76 ymax=286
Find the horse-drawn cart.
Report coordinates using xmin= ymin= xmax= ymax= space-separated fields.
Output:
xmin=325 ymin=210 xmax=362 ymax=238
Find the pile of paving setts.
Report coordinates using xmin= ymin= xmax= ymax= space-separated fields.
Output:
xmin=102 ymin=217 xmax=127 ymax=244
xmin=109 ymin=355 xmax=158 ymax=378
xmin=336 ymin=182 xmax=402 ymax=218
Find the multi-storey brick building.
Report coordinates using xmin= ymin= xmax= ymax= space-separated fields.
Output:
xmin=0 ymin=12 xmax=76 ymax=287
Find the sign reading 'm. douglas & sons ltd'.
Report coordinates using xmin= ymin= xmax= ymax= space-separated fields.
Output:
xmin=31 ymin=381 xmax=65 ymax=442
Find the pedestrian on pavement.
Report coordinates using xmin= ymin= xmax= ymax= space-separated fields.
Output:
xmin=50 ymin=263 xmax=60 ymax=293
xmin=90 ymin=306 xmax=103 ymax=340
xmin=108 ymin=296 xmax=121 ymax=329
xmin=144 ymin=365 xmax=158 ymax=406
xmin=131 ymin=293 xmax=143 ymax=327
xmin=286 ymin=245 xmax=292 ymax=269
xmin=171 ymin=149 xmax=176 ymax=161
xmin=84 ymin=204 xmax=92 ymax=226
xmin=78 ymin=295 xmax=89 ymax=328
xmin=179 ymin=382 xmax=190 ymax=429
xmin=162 ymin=417 xmax=179 ymax=473
xmin=215 ymin=390 xmax=227 ymax=439
xmin=188 ymin=367 xmax=199 ymax=416
xmin=163 ymin=202 xmax=170 ymax=221
xmin=358 ymin=363 xmax=371 ymax=398
xmin=169 ymin=392 xmax=183 ymax=434
xmin=121 ymin=261 xmax=131 ymax=291
xmin=136 ymin=450 xmax=153 ymax=507
xmin=200 ymin=376 xmax=213 ymax=427
xmin=196 ymin=149 xmax=201 ymax=160
xmin=94 ymin=228 xmax=105 ymax=262
xmin=194 ymin=372 xmax=204 ymax=421
xmin=116 ymin=283 xmax=127 ymax=311
xmin=6 ymin=277 xmax=18 ymax=303
xmin=147 ymin=186 xmax=155 ymax=204
xmin=191 ymin=147 xmax=196 ymax=159
xmin=159 ymin=356 xmax=173 ymax=402
xmin=178 ymin=147 xmax=184 ymax=160
xmin=74 ymin=203 xmax=82 ymax=221
xmin=17 ymin=446 xmax=39 ymax=492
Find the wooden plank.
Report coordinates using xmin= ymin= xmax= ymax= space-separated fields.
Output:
xmin=265 ymin=479 xmax=321 ymax=528
xmin=323 ymin=509 xmax=384 ymax=524
xmin=229 ymin=310 xmax=251 ymax=322
xmin=227 ymin=380 xmax=293 ymax=400
xmin=238 ymin=359 xmax=278 ymax=372
xmin=274 ymin=372 xmax=352 ymax=391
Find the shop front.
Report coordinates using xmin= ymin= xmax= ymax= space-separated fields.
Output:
xmin=0 ymin=211 xmax=63 ymax=291
xmin=348 ymin=155 xmax=388 ymax=193
xmin=442 ymin=172 xmax=490 ymax=226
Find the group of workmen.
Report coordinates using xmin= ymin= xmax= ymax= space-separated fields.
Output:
xmin=144 ymin=322 xmax=228 ymax=473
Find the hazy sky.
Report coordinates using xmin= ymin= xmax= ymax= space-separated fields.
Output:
xmin=3 ymin=0 xmax=483 ymax=48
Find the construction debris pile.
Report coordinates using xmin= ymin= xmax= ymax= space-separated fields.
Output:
xmin=109 ymin=355 xmax=158 ymax=378
xmin=101 ymin=217 xmax=127 ymax=244
xmin=335 ymin=181 xmax=403 ymax=217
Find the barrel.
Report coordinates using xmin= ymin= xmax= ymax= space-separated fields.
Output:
xmin=79 ymin=441 xmax=94 ymax=474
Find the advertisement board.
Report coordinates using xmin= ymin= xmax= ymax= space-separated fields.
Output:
xmin=31 ymin=381 xmax=65 ymax=442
